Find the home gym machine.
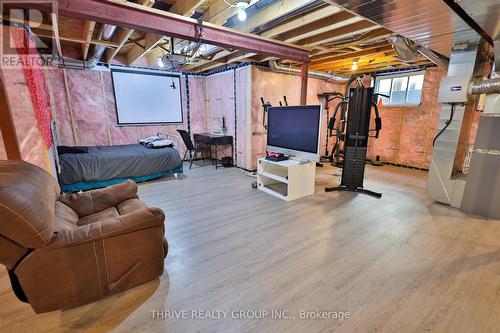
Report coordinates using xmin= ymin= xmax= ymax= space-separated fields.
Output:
xmin=260 ymin=96 xmax=289 ymax=129
xmin=318 ymin=92 xmax=347 ymax=165
xmin=325 ymin=78 xmax=385 ymax=198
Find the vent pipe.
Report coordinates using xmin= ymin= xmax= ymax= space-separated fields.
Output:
xmin=388 ymin=35 xmax=449 ymax=70
xmin=471 ymin=77 xmax=500 ymax=94
xmin=87 ymin=24 xmax=117 ymax=68
xmin=416 ymin=45 xmax=449 ymax=71
xmin=268 ymin=60 xmax=348 ymax=82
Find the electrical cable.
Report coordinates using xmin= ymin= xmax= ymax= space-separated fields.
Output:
xmin=433 ymin=103 xmax=455 ymax=146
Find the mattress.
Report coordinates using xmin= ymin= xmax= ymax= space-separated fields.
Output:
xmin=59 ymin=144 xmax=183 ymax=185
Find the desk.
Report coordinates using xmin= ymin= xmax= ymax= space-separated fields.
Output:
xmin=193 ymin=133 xmax=234 ymax=169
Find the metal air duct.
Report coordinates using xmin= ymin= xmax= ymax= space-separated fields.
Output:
xmin=387 ymin=35 xmax=449 ymax=70
xmin=416 ymin=45 xmax=450 ymax=71
xmin=268 ymin=60 xmax=348 ymax=82
xmin=87 ymin=24 xmax=117 ymax=68
xmin=471 ymin=77 xmax=500 ymax=94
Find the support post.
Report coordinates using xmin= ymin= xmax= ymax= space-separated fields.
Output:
xmin=300 ymin=63 xmax=309 ymax=105
xmin=0 ymin=76 xmax=21 ymax=160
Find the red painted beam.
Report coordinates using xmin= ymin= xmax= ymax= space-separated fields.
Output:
xmin=55 ymin=0 xmax=310 ymax=62
xmin=300 ymin=63 xmax=309 ymax=105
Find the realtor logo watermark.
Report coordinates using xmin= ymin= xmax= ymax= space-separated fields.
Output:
xmin=151 ymin=309 xmax=352 ymax=321
xmin=0 ymin=0 xmax=58 ymax=69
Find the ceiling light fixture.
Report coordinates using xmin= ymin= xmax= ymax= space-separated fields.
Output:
xmin=224 ymin=0 xmax=251 ymax=22
xmin=158 ymin=58 xmax=164 ymax=68
xmin=237 ymin=8 xmax=247 ymax=21
xmin=351 ymin=60 xmax=358 ymax=71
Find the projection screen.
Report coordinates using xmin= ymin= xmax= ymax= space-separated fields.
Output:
xmin=111 ymin=69 xmax=183 ymax=125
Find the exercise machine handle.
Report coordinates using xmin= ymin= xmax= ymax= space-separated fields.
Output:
xmin=372 ymin=93 xmax=389 ymax=103
xmin=370 ymin=101 xmax=382 ymax=138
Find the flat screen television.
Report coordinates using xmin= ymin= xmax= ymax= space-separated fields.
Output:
xmin=266 ymin=105 xmax=322 ymax=162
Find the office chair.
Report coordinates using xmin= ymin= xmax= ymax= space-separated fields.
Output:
xmin=177 ymin=129 xmax=209 ymax=169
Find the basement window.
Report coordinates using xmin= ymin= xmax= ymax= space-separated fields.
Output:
xmin=374 ymin=71 xmax=425 ymax=106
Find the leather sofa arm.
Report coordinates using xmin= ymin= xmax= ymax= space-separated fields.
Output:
xmin=41 ymin=208 xmax=165 ymax=250
xmin=58 ymin=180 xmax=139 ymax=217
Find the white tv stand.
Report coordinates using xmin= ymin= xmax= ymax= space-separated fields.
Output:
xmin=257 ymin=157 xmax=316 ymax=201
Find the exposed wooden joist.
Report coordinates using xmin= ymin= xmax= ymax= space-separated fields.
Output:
xmin=259 ymin=5 xmax=340 ymax=39
xmin=82 ymin=20 xmax=96 ymax=60
xmin=35 ymin=31 xmax=120 ymax=48
xmin=274 ymin=11 xmax=356 ymax=42
xmin=186 ymin=0 xmax=320 ymax=71
xmin=170 ymin=0 xmax=207 ymax=16
xmin=188 ymin=5 xmax=382 ymax=72
xmin=50 ymin=12 xmax=63 ymax=57
xmin=107 ymin=0 xmax=156 ymax=63
xmin=313 ymin=50 xmax=397 ymax=69
xmin=127 ymin=33 xmax=164 ymax=64
xmin=0 ymin=75 xmax=21 ymax=160
xmin=326 ymin=54 xmax=400 ymax=71
xmin=105 ymin=28 xmax=135 ymax=63
xmin=51 ymin=0 xmax=310 ymax=62
xmin=294 ymin=20 xmax=376 ymax=46
xmin=311 ymin=39 xmax=390 ymax=61
xmin=336 ymin=61 xmax=406 ymax=74
xmin=203 ymin=0 xmax=244 ymax=25
xmin=311 ymin=45 xmax=394 ymax=69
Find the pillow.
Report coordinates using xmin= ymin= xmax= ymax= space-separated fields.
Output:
xmin=57 ymin=146 xmax=89 ymax=155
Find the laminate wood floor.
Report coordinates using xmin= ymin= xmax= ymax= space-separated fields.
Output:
xmin=1 ymin=163 xmax=500 ymax=333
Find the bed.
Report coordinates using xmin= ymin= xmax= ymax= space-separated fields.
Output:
xmin=58 ymin=144 xmax=183 ymax=192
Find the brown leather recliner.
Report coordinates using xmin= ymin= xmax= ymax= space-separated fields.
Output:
xmin=0 ymin=160 xmax=168 ymax=313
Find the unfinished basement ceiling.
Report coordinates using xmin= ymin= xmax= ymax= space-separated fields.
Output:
xmin=16 ymin=0 xmax=491 ymax=75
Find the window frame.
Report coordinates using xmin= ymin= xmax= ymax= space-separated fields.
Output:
xmin=374 ymin=71 xmax=425 ymax=107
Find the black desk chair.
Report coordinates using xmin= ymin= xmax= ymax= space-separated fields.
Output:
xmin=177 ymin=129 xmax=208 ymax=169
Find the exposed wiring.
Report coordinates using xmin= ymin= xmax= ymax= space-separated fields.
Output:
xmin=433 ymin=103 xmax=455 ymax=146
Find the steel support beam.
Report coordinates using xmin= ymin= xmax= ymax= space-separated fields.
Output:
xmin=54 ymin=0 xmax=310 ymax=62
xmin=300 ymin=63 xmax=309 ymax=105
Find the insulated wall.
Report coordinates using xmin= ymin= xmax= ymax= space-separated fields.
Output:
xmin=0 ymin=26 xmax=53 ymax=172
xmin=250 ymin=66 xmax=345 ymax=170
xmin=45 ymin=68 xmax=208 ymax=159
xmin=366 ymin=68 xmax=448 ymax=169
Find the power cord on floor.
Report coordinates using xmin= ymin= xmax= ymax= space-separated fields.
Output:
xmin=433 ymin=103 xmax=456 ymax=147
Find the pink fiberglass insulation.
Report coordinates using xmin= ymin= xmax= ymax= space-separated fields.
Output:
xmin=0 ymin=26 xmax=51 ymax=171
xmin=235 ymin=66 xmax=251 ymax=169
xmin=249 ymin=66 xmax=344 ymax=170
xmin=66 ymin=69 xmax=109 ymax=146
xmin=36 ymin=63 xmax=464 ymax=173
xmin=189 ymin=76 xmax=208 ymax=136
xmin=47 ymin=68 xmax=75 ymax=146
xmin=205 ymin=71 xmax=236 ymax=160
xmin=367 ymin=67 xmax=446 ymax=169
xmin=46 ymin=68 xmax=209 ymax=160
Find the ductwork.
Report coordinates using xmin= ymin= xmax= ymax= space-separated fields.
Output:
xmin=388 ymin=35 xmax=449 ymax=70
xmin=268 ymin=60 xmax=348 ymax=82
xmin=87 ymin=24 xmax=117 ymax=68
xmin=388 ymin=35 xmax=418 ymax=62
xmin=416 ymin=45 xmax=450 ymax=71
xmin=471 ymin=77 xmax=500 ymax=94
